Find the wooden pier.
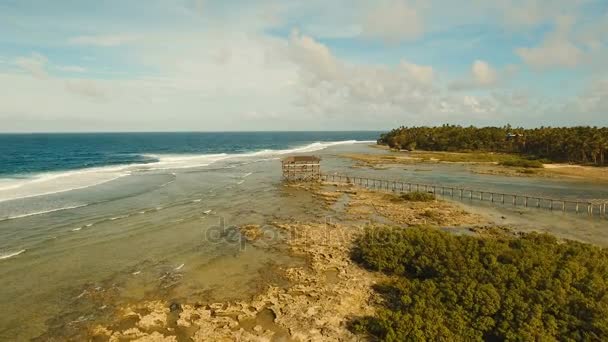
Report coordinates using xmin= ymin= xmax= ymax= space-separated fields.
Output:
xmin=321 ymin=173 xmax=608 ymax=218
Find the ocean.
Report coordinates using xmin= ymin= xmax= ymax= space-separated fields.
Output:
xmin=0 ymin=132 xmax=379 ymax=218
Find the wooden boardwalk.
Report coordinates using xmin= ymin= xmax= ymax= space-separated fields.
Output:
xmin=321 ymin=173 xmax=608 ymax=218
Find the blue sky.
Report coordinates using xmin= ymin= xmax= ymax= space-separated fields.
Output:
xmin=1 ymin=0 xmax=607 ymax=132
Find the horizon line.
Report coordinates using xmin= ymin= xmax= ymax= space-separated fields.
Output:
xmin=0 ymin=130 xmax=387 ymax=134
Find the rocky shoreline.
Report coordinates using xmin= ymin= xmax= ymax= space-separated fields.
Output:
xmin=89 ymin=182 xmax=487 ymax=341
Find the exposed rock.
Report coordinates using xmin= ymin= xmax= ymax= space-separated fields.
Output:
xmin=239 ymin=224 xmax=263 ymax=241
xmin=91 ymin=220 xmax=378 ymax=341
xmin=89 ymin=182 xmax=482 ymax=341
xmin=346 ymin=189 xmax=484 ymax=226
xmin=169 ymin=302 xmax=181 ymax=312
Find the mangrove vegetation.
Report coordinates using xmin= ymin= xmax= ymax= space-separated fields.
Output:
xmin=351 ymin=226 xmax=608 ymax=341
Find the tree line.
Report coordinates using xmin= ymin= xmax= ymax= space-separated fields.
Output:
xmin=378 ymin=125 xmax=608 ymax=166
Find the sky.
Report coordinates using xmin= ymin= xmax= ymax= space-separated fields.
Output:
xmin=0 ymin=0 xmax=607 ymax=132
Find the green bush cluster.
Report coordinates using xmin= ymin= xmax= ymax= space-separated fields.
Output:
xmin=499 ymin=159 xmax=544 ymax=168
xmin=351 ymin=226 xmax=608 ymax=341
xmin=398 ymin=191 xmax=436 ymax=202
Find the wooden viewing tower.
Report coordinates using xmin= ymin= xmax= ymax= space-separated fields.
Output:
xmin=281 ymin=156 xmax=321 ymax=181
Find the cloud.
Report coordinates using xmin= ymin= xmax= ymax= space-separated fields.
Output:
xmin=65 ymin=79 xmax=107 ymax=100
xmin=284 ymin=31 xmax=512 ymax=124
xmin=485 ymin=0 xmax=593 ymax=29
xmin=57 ymin=65 xmax=87 ymax=73
xmin=69 ymin=34 xmax=140 ymax=47
xmin=449 ymin=60 xmax=499 ymax=90
xmin=472 ymin=60 xmax=498 ymax=85
xmin=15 ymin=53 xmax=49 ymax=79
xmin=559 ymin=78 xmax=608 ymax=122
xmin=516 ymin=16 xmax=584 ymax=69
xmin=361 ymin=0 xmax=423 ymax=42
xmin=400 ymin=60 xmax=435 ymax=85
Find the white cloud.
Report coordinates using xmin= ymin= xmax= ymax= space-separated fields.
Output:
xmin=560 ymin=79 xmax=608 ymax=121
xmin=283 ymin=31 xmax=512 ymax=124
xmin=484 ymin=0 xmax=593 ymax=29
xmin=15 ymin=53 xmax=49 ymax=79
xmin=361 ymin=0 xmax=423 ymax=42
xmin=69 ymin=34 xmax=140 ymax=47
xmin=65 ymin=79 xmax=107 ymax=100
xmin=516 ymin=16 xmax=584 ymax=69
xmin=400 ymin=60 xmax=435 ymax=85
xmin=57 ymin=65 xmax=87 ymax=73
xmin=472 ymin=60 xmax=498 ymax=85
xmin=449 ymin=60 xmax=499 ymax=90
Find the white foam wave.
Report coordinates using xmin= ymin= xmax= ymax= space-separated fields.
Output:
xmin=141 ymin=153 xmax=230 ymax=171
xmin=0 ymin=249 xmax=26 ymax=260
xmin=0 ymin=166 xmax=131 ymax=203
xmin=2 ymin=204 xmax=89 ymax=221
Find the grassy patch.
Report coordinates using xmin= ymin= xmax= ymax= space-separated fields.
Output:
xmin=499 ymin=159 xmax=544 ymax=168
xmin=410 ymin=151 xmax=524 ymax=163
xmin=398 ymin=191 xmax=435 ymax=202
xmin=350 ymin=226 xmax=608 ymax=341
xmin=388 ymin=191 xmax=435 ymax=202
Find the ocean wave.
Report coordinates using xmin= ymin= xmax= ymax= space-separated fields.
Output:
xmin=0 ymin=249 xmax=26 ymax=260
xmin=1 ymin=204 xmax=89 ymax=221
xmin=0 ymin=140 xmax=368 ymax=203
xmin=0 ymin=166 xmax=131 ymax=203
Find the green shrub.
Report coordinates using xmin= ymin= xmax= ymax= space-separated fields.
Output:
xmin=351 ymin=226 xmax=608 ymax=341
xmin=398 ymin=191 xmax=435 ymax=202
xmin=499 ymin=159 xmax=544 ymax=168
